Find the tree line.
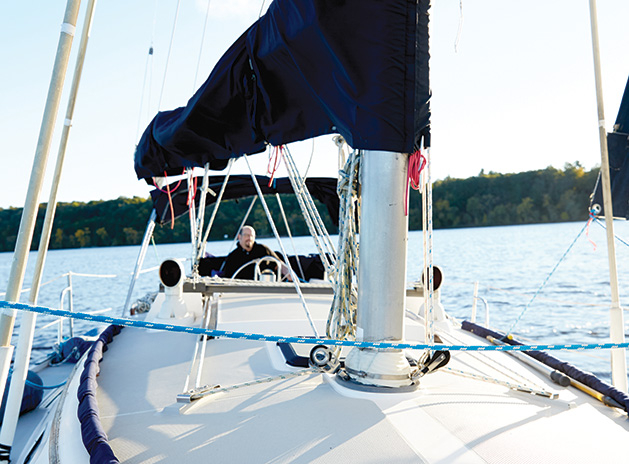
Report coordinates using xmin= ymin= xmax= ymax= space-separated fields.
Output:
xmin=0 ymin=163 xmax=599 ymax=252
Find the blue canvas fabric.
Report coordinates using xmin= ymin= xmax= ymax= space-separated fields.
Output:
xmin=150 ymin=175 xmax=339 ymax=226
xmin=77 ymin=325 xmax=123 ymax=464
xmin=0 ymin=371 xmax=44 ymax=423
xmin=134 ymin=0 xmax=431 ymax=180
xmin=615 ymin=75 xmax=629 ymax=132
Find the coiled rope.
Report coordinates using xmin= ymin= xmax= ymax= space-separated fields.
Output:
xmin=327 ymin=149 xmax=360 ymax=340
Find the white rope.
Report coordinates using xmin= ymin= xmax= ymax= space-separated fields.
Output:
xmin=282 ymin=146 xmax=336 ymax=275
xmin=300 ymin=138 xmax=316 ymax=186
xmin=326 ymin=149 xmax=360 ymax=340
xmin=422 ymin=148 xmax=434 ymax=344
xmin=283 ymin=146 xmax=336 ymax=257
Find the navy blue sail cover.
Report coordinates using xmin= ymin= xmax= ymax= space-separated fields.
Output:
xmin=134 ymin=0 xmax=431 ymax=180
xmin=151 ymin=175 xmax=339 ymax=226
xmin=590 ymin=75 xmax=629 ymax=219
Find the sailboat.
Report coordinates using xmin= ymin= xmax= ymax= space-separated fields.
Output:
xmin=2 ymin=0 xmax=629 ymax=463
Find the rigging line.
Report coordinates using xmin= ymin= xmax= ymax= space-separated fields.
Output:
xmin=157 ymin=0 xmax=182 ymax=109
xmin=135 ymin=45 xmax=155 ymax=141
xmin=165 ymin=171 xmax=176 ymax=229
xmin=187 ymin=169 xmax=198 ymax=263
xmin=0 ymin=274 xmax=67 ymax=299
xmin=505 ymin=219 xmax=590 ymax=337
xmin=422 ymin=148 xmax=434 ymax=345
xmin=218 ymin=197 xmax=258 ymax=274
xmin=483 ymin=286 xmax=610 ymax=308
xmin=192 ymin=0 xmax=212 ymax=91
xmin=193 ymin=164 xmax=211 ymax=261
xmin=443 ymin=367 xmax=556 ymax=398
xmin=300 ymin=138 xmax=316 ymax=190
xmin=454 ymin=0 xmax=464 ymax=53
xmin=243 ymin=155 xmax=320 ymax=337
xmin=150 ymin=235 xmax=160 ymax=264
xmin=267 ymin=145 xmax=283 ymax=187
xmin=594 ymin=218 xmax=629 ymax=248
xmin=140 ymin=0 xmax=159 ymax=131
xmin=194 ymin=298 xmax=213 ymax=389
xmin=284 ymin=145 xmax=336 ymax=255
xmin=198 ymin=159 xmax=235 ymax=262
xmin=258 ymin=0 xmax=267 ymax=18
xmin=275 ymin=193 xmax=307 ymax=281
xmin=150 ymin=0 xmax=159 ymax=43
xmin=282 ymin=146 xmax=336 ymax=271
xmin=439 ymin=330 xmax=546 ymax=390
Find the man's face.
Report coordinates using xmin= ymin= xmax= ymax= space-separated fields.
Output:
xmin=238 ymin=227 xmax=255 ymax=252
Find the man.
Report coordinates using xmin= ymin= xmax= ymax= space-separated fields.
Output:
xmin=222 ymin=226 xmax=292 ymax=281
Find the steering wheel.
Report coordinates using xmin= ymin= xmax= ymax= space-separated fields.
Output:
xmin=231 ymin=256 xmax=286 ymax=282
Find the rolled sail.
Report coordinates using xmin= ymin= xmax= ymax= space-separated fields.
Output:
xmin=134 ymin=0 xmax=431 ymax=180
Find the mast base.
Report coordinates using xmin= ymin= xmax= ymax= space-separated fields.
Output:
xmin=344 ymin=347 xmax=412 ymax=388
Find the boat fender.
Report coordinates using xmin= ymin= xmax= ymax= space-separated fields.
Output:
xmin=0 ymin=370 xmax=44 ymax=424
xmin=53 ymin=336 xmax=94 ymax=364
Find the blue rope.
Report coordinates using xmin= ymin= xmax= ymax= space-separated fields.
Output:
xmin=25 ymin=379 xmax=66 ymax=390
xmin=2 ymin=300 xmax=628 ymax=352
xmin=504 ymin=219 xmax=589 ymax=336
xmin=7 ymin=367 xmax=67 ymax=390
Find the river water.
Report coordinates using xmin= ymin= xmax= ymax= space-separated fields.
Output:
xmin=1 ymin=220 xmax=629 ymax=383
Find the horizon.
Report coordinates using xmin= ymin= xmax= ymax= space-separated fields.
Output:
xmin=0 ymin=161 xmax=597 ymax=213
xmin=0 ymin=160 xmax=598 ymax=211
xmin=1 ymin=0 xmax=628 ymax=209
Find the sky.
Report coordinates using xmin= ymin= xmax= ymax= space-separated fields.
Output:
xmin=0 ymin=0 xmax=628 ymax=209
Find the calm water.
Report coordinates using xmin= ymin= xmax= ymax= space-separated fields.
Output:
xmin=2 ymin=220 xmax=629 ymax=382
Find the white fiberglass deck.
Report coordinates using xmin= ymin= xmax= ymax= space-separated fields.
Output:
xmin=57 ymin=291 xmax=629 ymax=463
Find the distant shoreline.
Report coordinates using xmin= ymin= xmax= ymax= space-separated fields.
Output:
xmin=0 ymin=163 xmax=598 ymax=252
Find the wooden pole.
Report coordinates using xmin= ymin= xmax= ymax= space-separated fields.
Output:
xmin=588 ymin=0 xmax=627 ymax=392
xmin=0 ymin=2 xmax=82 ymax=440
xmin=0 ymin=0 xmax=98 ymax=456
